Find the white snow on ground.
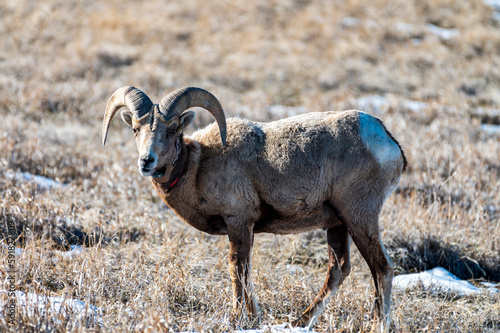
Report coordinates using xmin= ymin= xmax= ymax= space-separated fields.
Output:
xmin=286 ymin=264 xmax=305 ymax=275
xmin=483 ymin=0 xmax=500 ymax=22
xmin=426 ymin=24 xmax=459 ymax=40
xmin=267 ymin=95 xmax=429 ymax=118
xmin=483 ymin=0 xmax=500 ymax=11
xmin=182 ymin=324 xmax=318 ymax=333
xmin=480 ymin=124 xmax=500 ymax=135
xmin=5 ymin=170 xmax=65 ymax=190
xmin=341 ymin=17 xmax=359 ymax=28
xmin=393 ymin=267 xmax=499 ymax=295
xmin=58 ymin=244 xmax=85 ymax=259
xmin=342 ymin=18 xmax=461 ymax=40
xmin=1 ymin=243 xmax=85 ymax=259
xmin=394 ymin=22 xmax=415 ymax=33
xmin=342 ymin=0 xmax=500 ymax=44
xmin=401 ymin=100 xmax=428 ymax=113
xmin=269 ymin=105 xmax=307 ymax=118
xmin=1 ymin=243 xmax=23 ymax=256
xmin=234 ymin=323 xmax=318 ymax=333
xmin=355 ymin=95 xmax=390 ymax=113
xmin=481 ymin=281 xmax=498 ymax=288
xmin=0 ymin=290 xmax=103 ymax=326
xmin=353 ymin=95 xmax=428 ymax=113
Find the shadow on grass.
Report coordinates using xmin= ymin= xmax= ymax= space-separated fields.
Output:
xmin=0 ymin=213 xmax=144 ymax=250
xmin=387 ymin=236 xmax=500 ymax=282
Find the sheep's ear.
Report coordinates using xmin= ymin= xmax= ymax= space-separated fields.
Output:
xmin=179 ymin=111 xmax=195 ymax=129
xmin=121 ymin=109 xmax=133 ymax=128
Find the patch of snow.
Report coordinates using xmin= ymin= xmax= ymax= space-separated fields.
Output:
xmin=60 ymin=217 xmax=81 ymax=226
xmin=393 ymin=267 xmax=499 ymax=296
xmin=286 ymin=264 xmax=304 ymax=275
xmin=480 ymin=124 xmax=500 ymax=135
xmin=1 ymin=243 xmax=85 ymax=259
xmin=0 ymin=290 xmax=103 ymax=326
xmin=353 ymin=95 xmax=428 ymax=114
xmin=341 ymin=17 xmax=359 ymax=28
xmin=485 ymin=204 xmax=496 ymax=216
xmin=411 ymin=38 xmax=422 ymax=46
xmin=481 ymin=281 xmax=499 ymax=288
xmin=182 ymin=324 xmax=318 ymax=333
xmin=124 ymin=307 xmax=135 ymax=317
xmin=493 ymin=11 xmax=500 ymax=24
xmin=355 ymin=95 xmax=390 ymax=113
xmin=365 ymin=20 xmax=379 ymax=30
xmin=5 ymin=170 xmax=65 ymax=190
xmin=402 ymin=100 xmax=428 ymax=113
xmin=394 ymin=22 xmax=414 ymax=33
xmin=483 ymin=0 xmax=500 ymax=11
xmin=426 ymin=24 xmax=459 ymax=40
xmin=234 ymin=323 xmax=319 ymax=333
xmin=56 ymin=245 xmax=85 ymax=259
xmin=341 ymin=18 xmax=378 ymax=30
xmin=1 ymin=243 xmax=24 ymax=256
xmin=269 ymin=105 xmax=307 ymax=118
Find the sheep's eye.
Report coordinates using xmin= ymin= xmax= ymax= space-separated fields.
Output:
xmin=168 ymin=129 xmax=176 ymax=135
xmin=132 ymin=128 xmax=139 ymax=135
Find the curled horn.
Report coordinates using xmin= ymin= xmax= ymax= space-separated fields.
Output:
xmin=102 ymin=86 xmax=153 ymax=146
xmin=159 ymin=87 xmax=227 ymax=146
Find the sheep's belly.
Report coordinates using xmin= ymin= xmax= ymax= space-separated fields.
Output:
xmin=253 ymin=201 xmax=342 ymax=234
xmin=254 ymin=218 xmax=341 ymax=234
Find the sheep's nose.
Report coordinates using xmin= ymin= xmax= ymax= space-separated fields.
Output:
xmin=139 ymin=153 xmax=158 ymax=171
xmin=141 ymin=156 xmax=155 ymax=165
xmin=138 ymin=155 xmax=157 ymax=176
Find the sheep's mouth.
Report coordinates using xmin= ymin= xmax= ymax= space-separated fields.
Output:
xmin=151 ymin=165 xmax=167 ymax=178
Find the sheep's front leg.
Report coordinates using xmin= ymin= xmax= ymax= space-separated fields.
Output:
xmin=227 ymin=220 xmax=260 ymax=322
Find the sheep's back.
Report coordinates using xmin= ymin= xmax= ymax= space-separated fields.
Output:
xmin=191 ymin=111 xmax=365 ymax=215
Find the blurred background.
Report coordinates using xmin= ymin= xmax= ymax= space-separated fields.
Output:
xmin=2 ymin=0 xmax=500 ymax=122
xmin=0 ymin=0 xmax=499 ymax=331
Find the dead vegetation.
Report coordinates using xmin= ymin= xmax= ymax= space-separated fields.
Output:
xmin=0 ymin=0 xmax=499 ymax=331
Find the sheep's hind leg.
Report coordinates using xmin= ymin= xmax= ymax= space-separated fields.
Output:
xmin=344 ymin=212 xmax=393 ymax=333
xmin=227 ymin=220 xmax=260 ymax=325
xmin=292 ymin=224 xmax=351 ymax=327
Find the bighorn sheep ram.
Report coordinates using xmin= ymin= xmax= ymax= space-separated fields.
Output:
xmin=102 ymin=86 xmax=407 ymax=332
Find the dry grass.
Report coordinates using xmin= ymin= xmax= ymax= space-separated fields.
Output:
xmin=1 ymin=0 xmax=499 ymax=331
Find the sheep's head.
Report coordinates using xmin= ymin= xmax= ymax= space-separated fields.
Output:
xmin=102 ymin=86 xmax=227 ymax=179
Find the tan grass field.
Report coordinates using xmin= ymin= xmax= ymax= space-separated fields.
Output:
xmin=0 ymin=0 xmax=499 ymax=331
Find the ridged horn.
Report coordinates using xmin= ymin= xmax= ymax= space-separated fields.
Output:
xmin=159 ymin=87 xmax=227 ymax=146
xmin=102 ymin=86 xmax=153 ymax=146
